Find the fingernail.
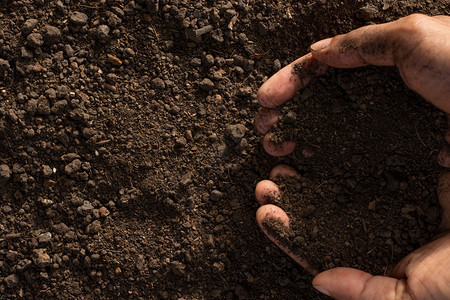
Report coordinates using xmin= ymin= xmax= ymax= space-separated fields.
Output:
xmin=310 ymin=38 xmax=332 ymax=52
xmin=313 ymin=286 xmax=331 ymax=297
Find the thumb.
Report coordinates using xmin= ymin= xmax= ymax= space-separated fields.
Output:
xmin=310 ymin=20 xmax=397 ymax=68
xmin=312 ymin=267 xmax=413 ymax=300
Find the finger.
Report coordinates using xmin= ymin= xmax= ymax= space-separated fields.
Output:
xmin=438 ymin=145 xmax=450 ymax=168
xmin=256 ymin=204 xmax=318 ymax=274
xmin=262 ymin=133 xmax=296 ymax=157
xmin=255 ymin=180 xmax=282 ymax=205
xmin=254 ymin=108 xmax=279 ymax=134
xmin=313 ymin=267 xmax=412 ymax=300
xmin=257 ymin=53 xmax=328 ymax=108
xmin=438 ymin=172 xmax=450 ymax=229
xmin=269 ymin=164 xmax=301 ymax=180
xmin=310 ymin=21 xmax=397 ymax=68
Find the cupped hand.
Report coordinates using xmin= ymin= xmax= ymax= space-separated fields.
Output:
xmin=256 ymin=166 xmax=450 ymax=299
xmin=255 ymin=14 xmax=450 ymax=156
xmin=255 ymin=14 xmax=450 ymax=299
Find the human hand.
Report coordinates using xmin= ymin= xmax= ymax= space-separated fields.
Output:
xmin=255 ymin=14 xmax=450 ymax=156
xmin=256 ymin=167 xmax=450 ymax=299
xmin=255 ymin=14 xmax=450 ymax=299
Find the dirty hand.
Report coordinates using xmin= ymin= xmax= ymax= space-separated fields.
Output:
xmin=255 ymin=14 xmax=450 ymax=299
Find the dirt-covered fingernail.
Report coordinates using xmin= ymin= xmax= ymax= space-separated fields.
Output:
xmin=310 ymin=38 xmax=332 ymax=52
xmin=313 ymin=286 xmax=331 ymax=297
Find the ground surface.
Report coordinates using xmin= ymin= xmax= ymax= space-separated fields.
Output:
xmin=0 ymin=0 xmax=449 ymax=299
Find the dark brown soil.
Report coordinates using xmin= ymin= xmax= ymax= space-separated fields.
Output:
xmin=1 ymin=0 xmax=449 ymax=299
xmin=265 ymin=65 xmax=445 ymax=273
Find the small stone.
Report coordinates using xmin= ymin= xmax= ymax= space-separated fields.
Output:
xmin=51 ymin=100 xmax=68 ymax=114
xmin=39 ymin=198 xmax=54 ymax=207
xmin=151 ymin=78 xmax=165 ymax=89
xmin=42 ymin=165 xmax=52 ymax=177
xmin=99 ymin=206 xmax=110 ymax=217
xmin=210 ymin=190 xmax=223 ymax=201
xmin=273 ymin=59 xmax=281 ymax=71
xmin=202 ymin=54 xmax=215 ymax=67
xmin=53 ymin=222 xmax=69 ymax=233
xmin=37 ymin=97 xmax=51 ymax=115
xmin=106 ymin=73 xmax=118 ymax=83
xmin=199 ymin=78 xmax=214 ymax=91
xmin=86 ymin=220 xmax=101 ymax=234
xmin=38 ymin=232 xmax=52 ymax=243
xmin=357 ymin=4 xmax=379 ymax=21
xmin=106 ymin=54 xmax=122 ymax=66
xmin=45 ymin=88 xmax=57 ymax=100
xmin=64 ymin=44 xmax=74 ymax=57
xmin=61 ymin=153 xmax=80 ymax=161
xmin=70 ymin=11 xmax=89 ymax=27
xmin=0 ymin=164 xmax=11 ymax=180
xmin=32 ymin=249 xmax=52 ymax=268
xmin=94 ymin=25 xmax=110 ymax=42
xmin=190 ymin=58 xmax=201 ymax=67
xmin=21 ymin=47 xmax=34 ymax=59
xmin=180 ymin=172 xmax=192 ymax=186
xmin=42 ymin=25 xmax=62 ymax=45
xmin=107 ymin=13 xmax=122 ymax=27
xmin=65 ymin=159 xmax=82 ymax=175
xmin=4 ymin=274 xmax=19 ymax=288
xmin=56 ymin=85 xmax=69 ymax=98
xmin=22 ymin=19 xmax=38 ymax=35
xmin=225 ymin=124 xmax=247 ymax=143
xmin=27 ymin=33 xmax=44 ymax=48
xmin=77 ymin=200 xmax=94 ymax=216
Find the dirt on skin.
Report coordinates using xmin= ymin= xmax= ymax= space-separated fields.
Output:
xmin=0 ymin=0 xmax=450 ymax=299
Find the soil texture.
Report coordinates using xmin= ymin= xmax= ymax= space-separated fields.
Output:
xmin=1 ymin=0 xmax=449 ymax=299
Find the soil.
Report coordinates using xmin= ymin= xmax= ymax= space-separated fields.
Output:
xmin=1 ymin=0 xmax=450 ymax=299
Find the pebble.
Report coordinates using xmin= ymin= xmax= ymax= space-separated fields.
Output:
xmin=70 ymin=11 xmax=89 ymax=27
xmin=53 ymin=222 xmax=69 ymax=234
xmin=27 ymin=33 xmax=44 ymax=48
xmin=210 ymin=190 xmax=224 ymax=201
xmin=225 ymin=124 xmax=247 ymax=143
xmin=38 ymin=232 xmax=52 ymax=243
xmin=61 ymin=153 xmax=81 ymax=161
xmin=51 ymin=100 xmax=68 ymax=114
xmin=94 ymin=25 xmax=110 ymax=42
xmin=42 ymin=165 xmax=52 ymax=177
xmin=106 ymin=54 xmax=122 ymax=66
xmin=77 ymin=200 xmax=94 ymax=216
xmin=32 ymin=248 xmax=52 ymax=268
xmin=99 ymin=206 xmax=110 ymax=217
xmin=22 ymin=19 xmax=38 ymax=35
xmin=42 ymin=25 xmax=62 ymax=45
xmin=65 ymin=158 xmax=82 ymax=175
xmin=199 ymin=78 xmax=214 ymax=90
xmin=357 ymin=4 xmax=379 ymax=21
xmin=151 ymin=78 xmax=166 ymax=89
xmin=0 ymin=164 xmax=11 ymax=180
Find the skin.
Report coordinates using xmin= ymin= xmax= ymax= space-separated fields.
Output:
xmin=255 ymin=14 xmax=450 ymax=299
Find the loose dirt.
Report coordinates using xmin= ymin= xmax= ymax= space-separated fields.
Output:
xmin=1 ymin=0 xmax=449 ymax=299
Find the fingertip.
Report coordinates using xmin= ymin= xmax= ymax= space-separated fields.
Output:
xmin=256 ymin=204 xmax=290 ymax=230
xmin=269 ymin=164 xmax=301 ymax=180
xmin=254 ymin=108 xmax=279 ymax=134
xmin=255 ymin=180 xmax=281 ymax=205
xmin=310 ymin=37 xmax=332 ymax=53
xmin=262 ymin=134 xmax=296 ymax=157
xmin=313 ymin=267 xmax=407 ymax=300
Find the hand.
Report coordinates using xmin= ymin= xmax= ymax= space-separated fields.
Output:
xmin=255 ymin=14 xmax=450 ymax=299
